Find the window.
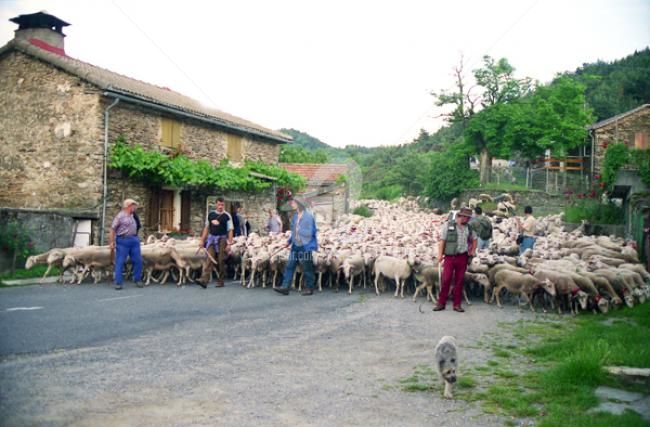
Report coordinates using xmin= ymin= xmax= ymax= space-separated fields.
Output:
xmin=161 ymin=117 xmax=182 ymax=148
xmin=226 ymin=133 xmax=243 ymax=162
xmin=634 ymin=132 xmax=648 ymax=150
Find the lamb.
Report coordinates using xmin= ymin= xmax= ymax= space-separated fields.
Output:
xmin=140 ymin=245 xmax=178 ymax=285
xmin=581 ymin=271 xmax=623 ymax=307
xmin=534 ymin=269 xmax=588 ymax=315
xmin=313 ymin=251 xmax=330 ymax=292
xmin=62 ymin=246 xmax=112 ymax=285
xmin=373 ymin=255 xmax=413 ymax=298
xmin=247 ymin=249 xmax=270 ymax=288
xmin=25 ymin=248 xmax=68 ymax=282
xmin=412 ymin=264 xmax=439 ymax=303
xmin=619 ymin=263 xmax=650 ymax=282
xmin=593 ymin=269 xmax=635 ymax=307
xmin=491 ymin=270 xmax=555 ymax=312
xmin=341 ymin=254 xmax=366 ymax=294
xmin=171 ymin=246 xmax=217 ymax=286
xmin=564 ymin=271 xmax=609 ymax=314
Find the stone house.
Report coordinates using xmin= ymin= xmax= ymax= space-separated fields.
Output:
xmin=0 ymin=12 xmax=291 ymax=251
xmin=280 ymin=163 xmax=351 ymax=226
xmin=590 ymin=104 xmax=650 ymax=180
xmin=588 ymin=104 xmax=650 ymax=249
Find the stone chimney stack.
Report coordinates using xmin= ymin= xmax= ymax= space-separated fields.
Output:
xmin=10 ymin=11 xmax=70 ymax=54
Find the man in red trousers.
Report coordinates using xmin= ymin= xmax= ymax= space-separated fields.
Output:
xmin=434 ymin=207 xmax=477 ymax=313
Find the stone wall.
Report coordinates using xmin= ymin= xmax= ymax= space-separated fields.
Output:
xmin=0 ymin=207 xmax=98 ymax=272
xmin=459 ymin=189 xmax=568 ymax=216
xmin=107 ymin=102 xmax=281 ymax=166
xmin=593 ymin=106 xmax=650 ymax=173
xmin=0 ymin=51 xmax=104 ymax=210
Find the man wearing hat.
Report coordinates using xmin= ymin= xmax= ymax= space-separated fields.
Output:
xmin=274 ymin=196 xmax=318 ymax=296
xmin=434 ymin=207 xmax=477 ymax=312
xmin=109 ymin=198 xmax=143 ymax=290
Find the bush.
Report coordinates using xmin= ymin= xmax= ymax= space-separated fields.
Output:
xmin=374 ymin=184 xmax=403 ymax=201
xmin=352 ymin=205 xmax=373 ymax=217
xmin=564 ymin=199 xmax=624 ymax=224
xmin=0 ymin=219 xmax=36 ymax=274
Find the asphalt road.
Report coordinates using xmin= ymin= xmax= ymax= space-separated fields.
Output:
xmin=0 ymin=280 xmax=528 ymax=426
xmin=0 ymin=280 xmax=348 ymax=356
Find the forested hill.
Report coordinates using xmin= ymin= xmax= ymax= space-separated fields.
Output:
xmin=280 ymin=48 xmax=650 ymax=200
xmin=566 ymin=47 xmax=650 ymax=121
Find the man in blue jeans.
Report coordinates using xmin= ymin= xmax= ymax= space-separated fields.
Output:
xmin=274 ymin=197 xmax=318 ymax=296
xmin=109 ymin=198 xmax=143 ymax=290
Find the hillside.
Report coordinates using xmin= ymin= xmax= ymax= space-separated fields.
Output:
xmin=281 ymin=48 xmax=650 ymax=200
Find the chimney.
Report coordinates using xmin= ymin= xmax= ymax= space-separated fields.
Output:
xmin=10 ymin=11 xmax=70 ymax=55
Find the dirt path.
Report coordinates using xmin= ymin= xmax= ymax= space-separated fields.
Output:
xmin=1 ymin=289 xmax=535 ymax=426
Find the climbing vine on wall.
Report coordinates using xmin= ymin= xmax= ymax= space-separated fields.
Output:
xmin=601 ymin=143 xmax=630 ymax=190
xmin=601 ymin=142 xmax=650 ymax=190
xmin=109 ymin=137 xmax=305 ymax=192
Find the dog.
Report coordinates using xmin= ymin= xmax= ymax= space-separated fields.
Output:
xmin=434 ymin=335 xmax=458 ymax=399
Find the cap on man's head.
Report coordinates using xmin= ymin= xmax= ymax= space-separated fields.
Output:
xmin=123 ymin=198 xmax=138 ymax=208
xmin=457 ymin=207 xmax=473 ymax=217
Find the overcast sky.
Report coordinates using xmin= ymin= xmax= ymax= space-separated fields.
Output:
xmin=1 ymin=0 xmax=648 ymax=148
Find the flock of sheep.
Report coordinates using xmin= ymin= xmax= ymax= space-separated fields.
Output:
xmin=25 ymin=197 xmax=649 ymax=315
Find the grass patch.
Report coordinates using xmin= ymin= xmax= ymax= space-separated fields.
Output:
xmin=492 ymin=348 xmax=511 ymax=358
xmin=0 ymin=265 xmax=60 ymax=285
xmin=457 ymin=376 xmax=477 ymax=389
xmin=397 ymin=304 xmax=650 ymax=426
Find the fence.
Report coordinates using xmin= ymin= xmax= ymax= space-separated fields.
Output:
xmin=487 ymin=156 xmax=591 ymax=194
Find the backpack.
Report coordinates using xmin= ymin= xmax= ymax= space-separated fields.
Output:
xmin=477 ymin=216 xmax=493 ymax=240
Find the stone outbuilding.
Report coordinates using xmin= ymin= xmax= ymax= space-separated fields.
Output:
xmin=280 ymin=163 xmax=351 ymax=226
xmin=589 ymin=104 xmax=650 ymax=253
xmin=0 ymin=12 xmax=291 ymax=251
xmin=590 ymin=104 xmax=650 ymax=178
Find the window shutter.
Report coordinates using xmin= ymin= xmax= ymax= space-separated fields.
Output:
xmin=227 ymin=134 xmax=243 ymax=162
xmin=180 ymin=190 xmax=192 ymax=233
xmin=161 ymin=118 xmax=173 ymax=147
xmin=172 ymin=121 xmax=182 ymax=148
xmin=147 ymin=188 xmax=161 ymax=232
xmin=635 ymin=132 xmax=648 ymax=150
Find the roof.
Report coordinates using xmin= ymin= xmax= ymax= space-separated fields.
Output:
xmin=0 ymin=38 xmax=292 ymax=144
xmin=280 ymin=163 xmax=348 ymax=184
xmin=588 ymin=104 xmax=650 ymax=131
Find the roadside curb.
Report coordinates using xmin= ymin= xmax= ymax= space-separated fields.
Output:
xmin=1 ymin=275 xmax=71 ymax=286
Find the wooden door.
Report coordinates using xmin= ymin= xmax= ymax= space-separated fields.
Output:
xmin=160 ymin=190 xmax=175 ymax=232
xmin=180 ymin=191 xmax=191 ymax=233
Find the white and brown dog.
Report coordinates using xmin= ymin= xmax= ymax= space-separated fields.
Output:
xmin=434 ymin=335 xmax=458 ymax=399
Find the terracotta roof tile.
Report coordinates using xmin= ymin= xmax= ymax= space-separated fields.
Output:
xmin=280 ymin=163 xmax=348 ymax=183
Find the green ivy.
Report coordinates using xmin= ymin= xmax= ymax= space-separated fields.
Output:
xmin=109 ymin=137 xmax=305 ymax=192
xmin=601 ymin=143 xmax=629 ymax=189
xmin=630 ymin=149 xmax=650 ymax=188
xmin=0 ymin=219 xmax=35 ymax=274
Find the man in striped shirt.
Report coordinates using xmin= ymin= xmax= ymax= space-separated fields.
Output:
xmin=109 ymin=198 xmax=143 ymax=290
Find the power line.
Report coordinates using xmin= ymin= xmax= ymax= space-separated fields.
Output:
xmin=110 ymin=0 xmax=221 ymax=110
xmin=396 ymin=0 xmax=541 ymax=145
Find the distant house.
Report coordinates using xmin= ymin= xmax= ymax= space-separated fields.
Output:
xmin=280 ymin=163 xmax=351 ymax=225
xmin=0 ymin=12 xmax=291 ymax=250
xmin=588 ymin=104 xmax=650 ymax=247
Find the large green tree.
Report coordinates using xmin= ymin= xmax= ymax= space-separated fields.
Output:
xmin=465 ymin=56 xmax=532 ymax=184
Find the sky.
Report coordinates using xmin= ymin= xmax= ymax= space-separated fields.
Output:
xmin=0 ymin=0 xmax=648 ymax=148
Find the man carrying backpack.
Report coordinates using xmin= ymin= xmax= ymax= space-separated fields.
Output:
xmin=470 ymin=206 xmax=492 ymax=250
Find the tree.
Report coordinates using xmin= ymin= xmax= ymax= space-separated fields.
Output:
xmin=431 ymin=54 xmax=479 ymax=126
xmin=279 ymin=145 xmax=328 ymax=163
xmin=423 ymin=144 xmax=479 ymax=201
xmin=521 ymin=76 xmax=593 ymax=157
xmin=465 ymin=56 xmax=532 ymax=184
xmin=473 ymin=55 xmax=532 ymax=107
